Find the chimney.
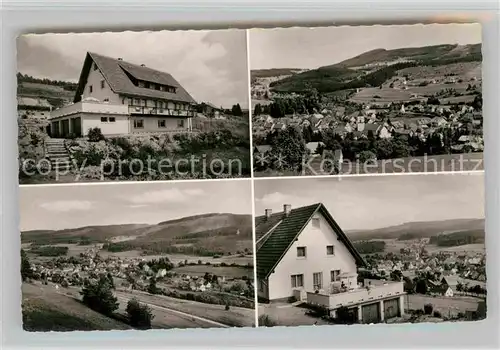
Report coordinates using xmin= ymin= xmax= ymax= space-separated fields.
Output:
xmin=140 ymin=64 xmax=146 ymax=67
xmin=265 ymin=209 xmax=272 ymax=219
xmin=117 ymin=58 xmax=123 ymax=61
xmin=284 ymin=204 xmax=292 ymax=216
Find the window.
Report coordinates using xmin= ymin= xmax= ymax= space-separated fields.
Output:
xmin=142 ymin=99 xmax=147 ymax=106
xmin=100 ymin=80 xmax=105 ymax=89
xmin=134 ymin=119 xmax=144 ymax=129
xmin=297 ymin=246 xmax=306 ymax=258
xmin=158 ymin=119 xmax=166 ymax=128
xmin=331 ymin=270 xmax=341 ymax=282
xmin=89 ymin=85 xmax=93 ymax=93
xmin=291 ymin=274 xmax=304 ymax=288
xmin=100 ymin=117 xmax=108 ymax=122
xmin=312 ymin=217 xmax=321 ymax=228
xmin=177 ymin=119 xmax=185 ymax=128
xmin=122 ymin=98 xmax=127 ymax=105
xmin=109 ymin=117 xmax=116 ymax=123
xmin=313 ymin=272 xmax=323 ymax=290
xmin=327 ymin=245 xmax=335 ymax=255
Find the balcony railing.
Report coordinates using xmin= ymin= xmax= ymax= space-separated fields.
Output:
xmin=129 ymin=106 xmax=195 ymax=117
xmin=50 ymin=101 xmax=129 ymax=119
xmin=307 ymin=280 xmax=404 ymax=309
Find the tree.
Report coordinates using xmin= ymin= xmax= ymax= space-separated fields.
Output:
xmin=270 ymin=127 xmax=307 ymax=171
xmin=253 ymin=103 xmax=262 ymax=116
xmin=403 ymin=277 xmax=414 ymax=294
xmin=126 ymin=298 xmax=154 ymax=329
xmin=148 ymin=277 xmax=159 ymax=294
xmin=231 ymin=103 xmax=243 ymax=116
xmin=415 ymin=278 xmax=428 ymax=294
xmin=357 ymin=150 xmax=377 ymax=163
xmin=106 ymin=272 xmax=115 ymax=289
xmin=21 ymin=249 xmax=33 ymax=282
xmin=80 ymin=276 xmax=119 ymax=316
xmin=87 ymin=127 xmax=105 ymax=142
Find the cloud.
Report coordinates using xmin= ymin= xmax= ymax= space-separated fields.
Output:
xmin=256 ymin=191 xmax=312 ymax=210
xmin=39 ymin=200 xmax=92 ymax=212
xmin=128 ymin=188 xmax=205 ymax=205
xmin=17 ymin=30 xmax=248 ymax=108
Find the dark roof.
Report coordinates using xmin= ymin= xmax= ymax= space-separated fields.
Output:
xmin=256 ymin=203 xmax=366 ymax=279
xmin=74 ymin=52 xmax=196 ymax=104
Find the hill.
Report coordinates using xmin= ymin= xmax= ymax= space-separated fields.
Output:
xmin=22 ymin=213 xmax=253 ymax=256
xmin=251 ymin=68 xmax=306 ymax=79
xmin=269 ymin=43 xmax=482 ymax=93
xmin=22 ymin=283 xmax=131 ymax=331
xmin=346 ymin=218 xmax=485 ymax=241
xmin=17 ymin=72 xmax=77 ymax=108
xmin=335 ymin=44 xmax=481 ymax=68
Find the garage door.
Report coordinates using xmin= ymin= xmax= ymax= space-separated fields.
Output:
xmin=384 ymin=298 xmax=400 ymax=319
xmin=362 ymin=302 xmax=380 ymax=324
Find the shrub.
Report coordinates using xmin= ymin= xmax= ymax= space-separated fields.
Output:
xmin=87 ymin=127 xmax=105 ymax=142
xmin=126 ymin=298 xmax=154 ymax=329
xmin=424 ymin=303 xmax=433 ymax=315
xmin=225 ymin=304 xmax=230 ymax=311
xmin=258 ymin=314 xmax=277 ymax=327
xmin=21 ymin=249 xmax=33 ymax=282
xmin=433 ymin=310 xmax=442 ymax=318
xmin=80 ymin=276 xmax=119 ymax=316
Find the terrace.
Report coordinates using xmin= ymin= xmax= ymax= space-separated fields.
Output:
xmin=50 ymin=100 xmax=128 ymax=119
xmin=306 ymin=279 xmax=405 ymax=310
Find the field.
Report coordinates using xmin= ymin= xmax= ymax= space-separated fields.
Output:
xmin=116 ymin=289 xmax=255 ymax=327
xmin=349 ymin=82 xmax=472 ymax=103
xmin=405 ymin=294 xmax=481 ymax=317
xmin=426 ymin=243 xmax=486 ymax=254
xmin=22 ymin=283 xmax=131 ymax=331
xmin=172 ymin=264 xmax=254 ymax=279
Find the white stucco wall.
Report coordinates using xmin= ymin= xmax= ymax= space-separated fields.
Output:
xmin=82 ymin=62 xmax=121 ymax=104
xmin=82 ymin=114 xmax=130 ymax=135
xmin=267 ymin=211 xmax=358 ymax=301
xmin=130 ymin=116 xmax=189 ymax=132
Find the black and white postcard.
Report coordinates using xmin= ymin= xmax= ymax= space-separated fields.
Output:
xmin=250 ymin=24 xmax=483 ymax=176
xmin=17 ymin=29 xmax=251 ymax=184
xmin=20 ymin=181 xmax=255 ymax=330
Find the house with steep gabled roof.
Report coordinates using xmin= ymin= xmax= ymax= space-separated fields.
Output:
xmin=256 ymin=203 xmax=406 ymax=323
xmin=49 ymin=52 xmax=197 ymax=137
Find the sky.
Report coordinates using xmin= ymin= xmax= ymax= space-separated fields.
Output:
xmin=17 ymin=30 xmax=249 ymax=109
xmin=20 ymin=180 xmax=252 ymax=231
xmin=254 ymin=173 xmax=484 ymax=231
xmin=250 ymin=23 xmax=482 ymax=70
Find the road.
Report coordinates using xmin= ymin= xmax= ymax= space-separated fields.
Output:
xmin=55 ymin=285 xmax=231 ymax=329
xmin=114 ymin=291 xmax=230 ymax=328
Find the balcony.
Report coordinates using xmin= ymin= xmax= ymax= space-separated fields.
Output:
xmin=129 ymin=106 xmax=195 ymax=117
xmin=306 ymin=279 xmax=405 ymax=310
xmin=50 ymin=101 xmax=129 ymax=119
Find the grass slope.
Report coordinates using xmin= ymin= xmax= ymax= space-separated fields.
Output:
xmin=22 ymin=283 xmax=131 ymax=331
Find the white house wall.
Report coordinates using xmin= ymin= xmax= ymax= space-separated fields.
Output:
xmin=82 ymin=114 xmax=129 ymax=135
xmin=267 ymin=211 xmax=358 ymax=301
xmin=83 ymin=62 xmax=121 ymax=104
xmin=130 ymin=116 xmax=189 ymax=133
